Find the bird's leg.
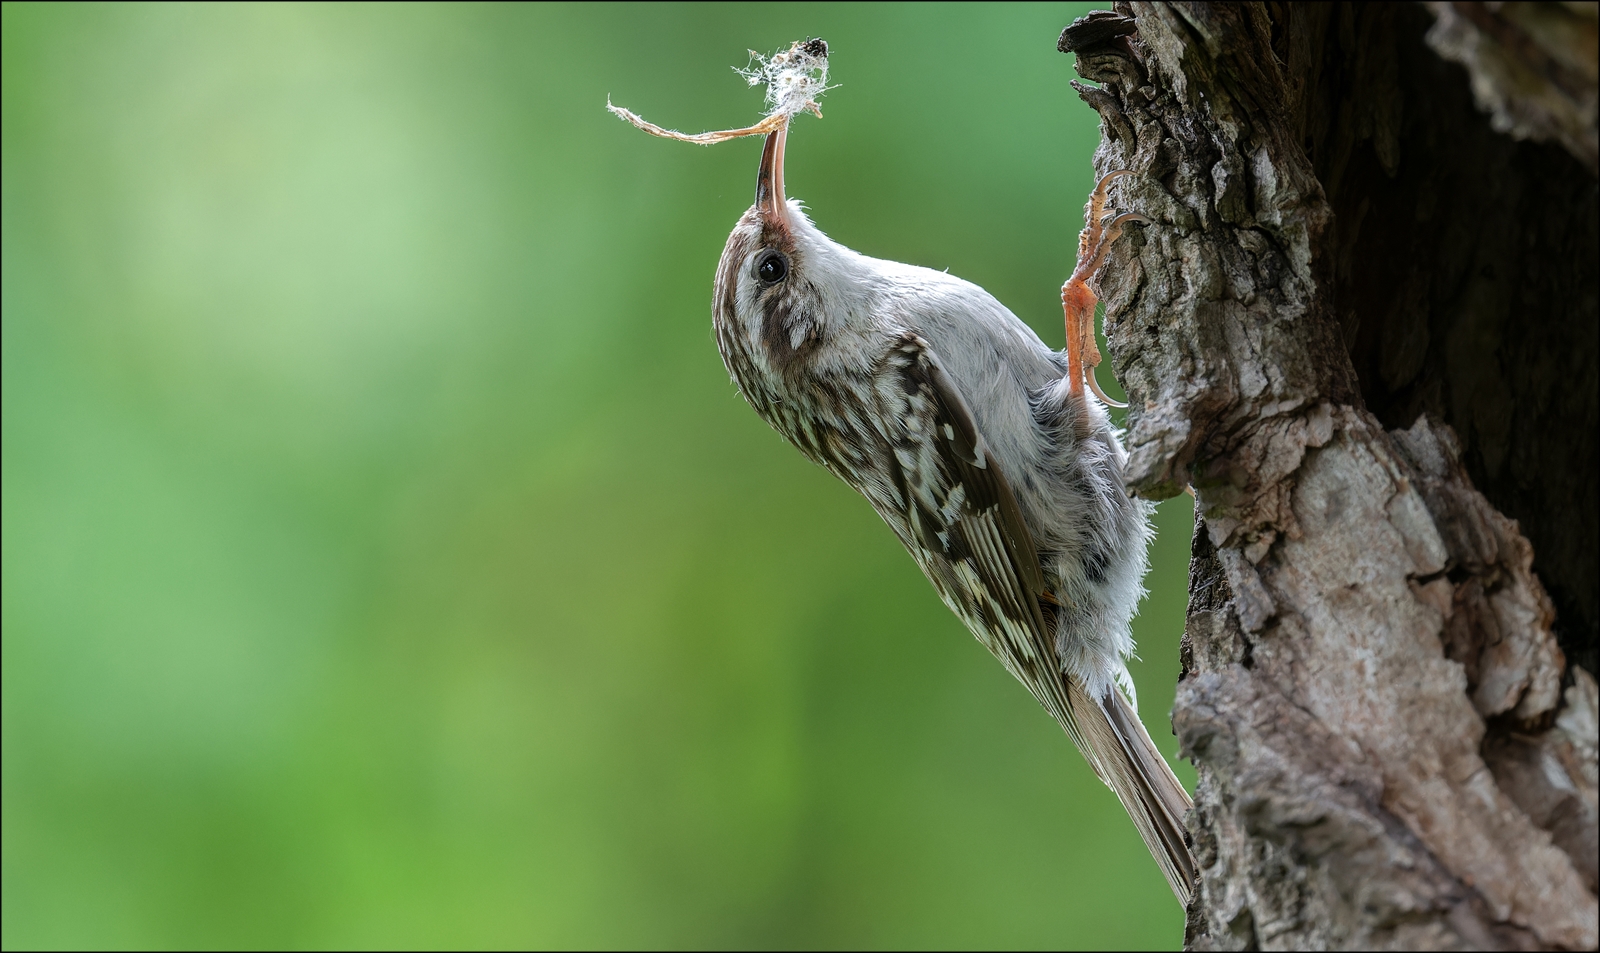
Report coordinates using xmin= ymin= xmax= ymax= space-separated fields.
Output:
xmin=1063 ymin=171 xmax=1148 ymax=406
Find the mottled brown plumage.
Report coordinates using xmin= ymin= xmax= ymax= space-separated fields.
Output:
xmin=707 ymin=119 xmax=1196 ymax=904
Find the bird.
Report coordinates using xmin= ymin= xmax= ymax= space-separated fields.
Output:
xmin=707 ymin=102 xmax=1197 ymax=905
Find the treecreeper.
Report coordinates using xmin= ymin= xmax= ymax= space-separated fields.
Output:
xmin=610 ymin=38 xmax=1196 ymax=905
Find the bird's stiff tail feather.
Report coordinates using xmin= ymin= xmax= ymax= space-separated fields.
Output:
xmin=1067 ymin=679 xmax=1197 ymax=906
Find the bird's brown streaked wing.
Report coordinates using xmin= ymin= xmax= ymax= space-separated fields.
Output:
xmin=870 ymin=335 xmax=1067 ymax=693
xmin=869 ymin=333 xmax=1196 ymax=906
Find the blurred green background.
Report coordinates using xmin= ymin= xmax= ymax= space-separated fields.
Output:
xmin=2 ymin=3 xmax=1198 ymax=948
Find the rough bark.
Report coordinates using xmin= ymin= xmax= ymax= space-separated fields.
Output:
xmin=1422 ymin=2 xmax=1599 ymax=175
xmin=1060 ymin=3 xmax=1598 ymax=948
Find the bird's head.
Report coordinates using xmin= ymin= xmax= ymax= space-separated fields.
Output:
xmin=713 ymin=122 xmax=878 ymax=382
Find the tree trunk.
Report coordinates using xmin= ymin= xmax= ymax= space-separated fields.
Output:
xmin=1060 ymin=4 xmax=1598 ymax=948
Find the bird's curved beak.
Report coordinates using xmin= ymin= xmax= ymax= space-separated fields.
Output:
xmin=756 ymin=123 xmax=788 ymax=228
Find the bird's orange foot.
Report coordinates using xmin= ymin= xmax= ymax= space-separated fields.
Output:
xmin=1063 ymin=170 xmax=1148 ymax=407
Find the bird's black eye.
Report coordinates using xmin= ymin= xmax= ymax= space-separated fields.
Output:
xmin=756 ymin=251 xmax=788 ymax=285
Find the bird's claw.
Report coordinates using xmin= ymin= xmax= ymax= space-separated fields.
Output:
xmin=1063 ymin=172 xmax=1144 ymax=407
